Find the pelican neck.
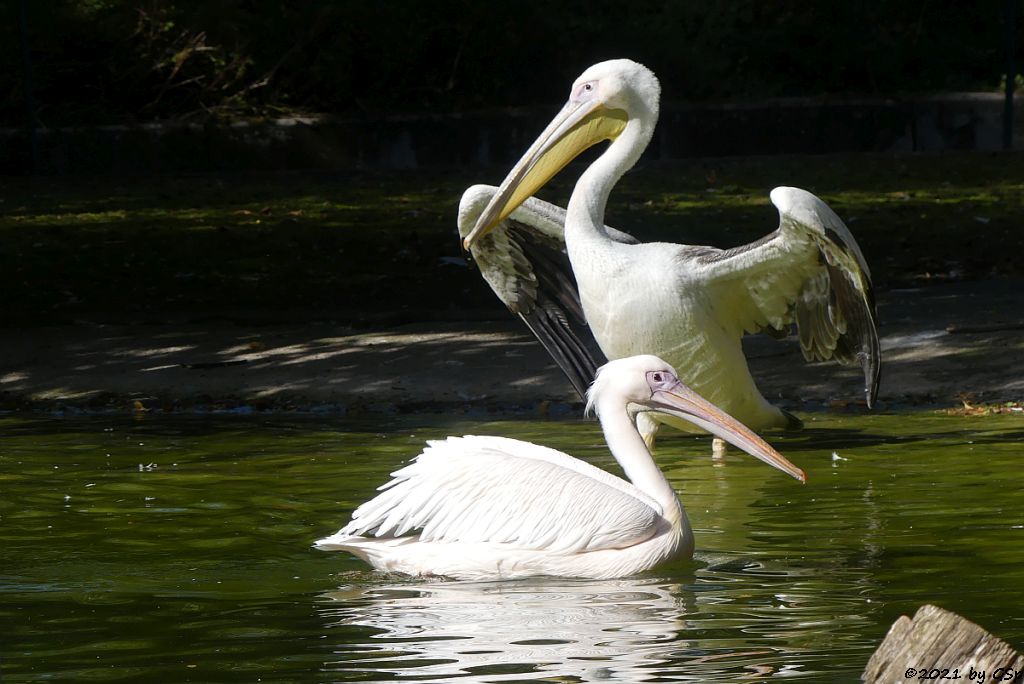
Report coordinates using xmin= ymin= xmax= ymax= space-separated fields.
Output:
xmin=565 ymin=117 xmax=655 ymax=248
xmin=596 ymin=397 xmax=678 ymax=513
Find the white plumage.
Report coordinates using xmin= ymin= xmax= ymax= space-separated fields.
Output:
xmin=329 ymin=436 xmax=661 ymax=556
xmin=460 ymin=59 xmax=879 ymax=444
xmin=316 ymin=354 xmax=805 ymax=580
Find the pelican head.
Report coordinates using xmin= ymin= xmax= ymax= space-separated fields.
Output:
xmin=587 ymin=355 xmax=807 ymax=483
xmin=463 ymin=59 xmax=660 ymax=249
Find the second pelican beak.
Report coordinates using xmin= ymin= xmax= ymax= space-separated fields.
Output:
xmin=462 ymin=99 xmax=627 ymax=250
xmin=649 ymin=381 xmax=807 ymax=483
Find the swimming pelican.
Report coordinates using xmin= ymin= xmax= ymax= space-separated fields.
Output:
xmin=315 ymin=354 xmax=805 ymax=580
xmin=459 ymin=59 xmax=879 ymax=445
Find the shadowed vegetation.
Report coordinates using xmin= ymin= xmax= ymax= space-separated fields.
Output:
xmin=3 ymin=1 xmax=1017 ymax=126
xmin=1 ymin=151 xmax=1021 ymax=326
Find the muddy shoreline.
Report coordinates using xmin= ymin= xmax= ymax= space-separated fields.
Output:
xmin=3 ymin=279 xmax=1022 ymax=417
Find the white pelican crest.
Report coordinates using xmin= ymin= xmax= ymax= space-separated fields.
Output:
xmin=315 ymin=354 xmax=804 ymax=580
xmin=460 ymin=59 xmax=879 ymax=445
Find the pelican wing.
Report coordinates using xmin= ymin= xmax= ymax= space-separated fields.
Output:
xmin=685 ymin=186 xmax=880 ymax=406
xmin=338 ymin=435 xmax=662 ymax=554
xmin=458 ymin=185 xmax=638 ymax=398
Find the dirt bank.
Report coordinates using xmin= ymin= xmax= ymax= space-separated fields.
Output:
xmin=3 ymin=279 xmax=1022 ymax=416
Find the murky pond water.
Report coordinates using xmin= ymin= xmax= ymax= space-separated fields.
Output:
xmin=2 ymin=411 xmax=1023 ymax=681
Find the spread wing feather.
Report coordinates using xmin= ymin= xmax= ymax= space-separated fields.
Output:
xmin=458 ymin=185 xmax=637 ymax=398
xmin=338 ymin=435 xmax=662 ymax=554
xmin=685 ymin=186 xmax=880 ymax=405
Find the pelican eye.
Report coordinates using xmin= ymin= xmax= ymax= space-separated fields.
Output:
xmin=573 ymin=81 xmax=598 ymax=99
xmin=647 ymin=370 xmax=678 ymax=392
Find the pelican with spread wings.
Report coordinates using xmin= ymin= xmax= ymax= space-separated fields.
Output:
xmin=459 ymin=59 xmax=879 ymax=444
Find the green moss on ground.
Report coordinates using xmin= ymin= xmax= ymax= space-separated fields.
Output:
xmin=1 ymin=151 xmax=1021 ymax=326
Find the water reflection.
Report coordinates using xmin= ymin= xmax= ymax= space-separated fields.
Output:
xmin=4 ymin=413 xmax=1023 ymax=682
xmin=320 ymin=577 xmax=694 ymax=681
xmin=317 ymin=552 xmax=882 ymax=682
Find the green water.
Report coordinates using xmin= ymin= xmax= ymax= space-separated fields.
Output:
xmin=2 ymin=411 xmax=1022 ymax=682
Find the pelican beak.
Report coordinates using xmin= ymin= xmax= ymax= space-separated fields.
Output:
xmin=649 ymin=382 xmax=807 ymax=483
xmin=462 ymin=99 xmax=628 ymax=249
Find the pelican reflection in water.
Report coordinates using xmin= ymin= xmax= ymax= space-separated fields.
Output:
xmin=319 ymin=578 xmax=691 ymax=681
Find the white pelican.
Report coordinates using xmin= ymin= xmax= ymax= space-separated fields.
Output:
xmin=459 ymin=59 xmax=879 ymax=445
xmin=315 ymin=354 xmax=805 ymax=580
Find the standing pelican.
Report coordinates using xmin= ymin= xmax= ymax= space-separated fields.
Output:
xmin=315 ymin=355 xmax=804 ymax=580
xmin=459 ymin=59 xmax=879 ymax=445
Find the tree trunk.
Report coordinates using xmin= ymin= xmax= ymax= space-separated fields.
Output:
xmin=864 ymin=604 xmax=1023 ymax=683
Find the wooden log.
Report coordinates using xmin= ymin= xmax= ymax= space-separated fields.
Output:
xmin=864 ymin=604 xmax=1024 ymax=683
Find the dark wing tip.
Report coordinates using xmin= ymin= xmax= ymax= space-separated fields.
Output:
xmin=518 ymin=308 xmax=603 ymax=399
xmin=825 ymin=262 xmax=881 ymax=408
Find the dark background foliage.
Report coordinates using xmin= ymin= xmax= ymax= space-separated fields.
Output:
xmin=1 ymin=0 xmax=1018 ymax=127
